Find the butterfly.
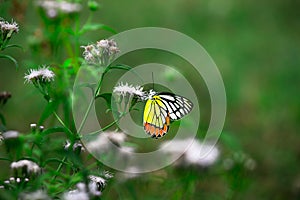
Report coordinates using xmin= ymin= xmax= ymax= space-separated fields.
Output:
xmin=143 ymin=92 xmax=193 ymax=138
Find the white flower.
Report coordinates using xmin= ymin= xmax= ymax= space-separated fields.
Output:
xmin=59 ymin=1 xmax=82 ymax=13
xmin=64 ymin=140 xmax=71 ymax=149
xmin=36 ymin=0 xmax=82 ymax=18
xmin=0 ymin=20 xmax=19 ymax=33
xmin=103 ymin=171 xmax=114 ymax=179
xmin=89 ymin=175 xmax=106 ymax=194
xmin=2 ymin=130 xmax=19 ymax=139
xmin=18 ymin=190 xmax=50 ymax=200
xmin=185 ymin=141 xmax=220 ymax=167
xmin=141 ymin=89 xmax=157 ymax=100
xmin=113 ymin=82 xmax=145 ymax=98
xmin=30 ymin=123 xmax=37 ymax=131
xmin=64 ymin=140 xmax=85 ymax=152
xmin=108 ymin=46 xmax=120 ymax=55
xmin=11 ymin=160 xmax=41 ymax=175
xmin=87 ymin=131 xmax=127 ymax=153
xmin=63 ymin=183 xmax=89 ymax=200
xmin=63 ymin=180 xmax=103 ymax=200
xmin=82 ymin=39 xmax=119 ymax=65
xmin=161 ymin=138 xmax=220 ymax=168
xmin=24 ymin=66 xmax=55 ymax=83
xmin=97 ymin=39 xmax=109 ymax=48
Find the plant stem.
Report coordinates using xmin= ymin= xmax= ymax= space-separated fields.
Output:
xmin=53 ymin=111 xmax=73 ymax=139
xmin=51 ymin=156 xmax=67 ymax=181
xmin=77 ymin=98 xmax=95 ymax=134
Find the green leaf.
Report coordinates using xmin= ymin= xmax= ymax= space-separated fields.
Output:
xmin=2 ymin=44 xmax=23 ymax=51
xmin=96 ymin=93 xmax=113 ymax=109
xmin=0 ymin=54 xmax=19 ymax=69
xmin=78 ymin=23 xmax=116 ymax=35
xmin=39 ymin=100 xmax=60 ymax=125
xmin=0 ymin=113 xmax=6 ymax=126
xmin=41 ymin=127 xmax=66 ymax=137
xmin=43 ymin=158 xmax=69 ymax=167
xmin=106 ymin=64 xmax=132 ymax=72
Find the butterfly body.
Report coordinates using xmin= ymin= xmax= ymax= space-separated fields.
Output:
xmin=143 ymin=92 xmax=193 ymax=138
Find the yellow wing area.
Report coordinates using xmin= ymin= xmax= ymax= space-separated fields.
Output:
xmin=143 ymin=96 xmax=170 ymax=138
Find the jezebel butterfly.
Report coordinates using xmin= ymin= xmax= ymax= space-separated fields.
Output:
xmin=143 ymin=92 xmax=193 ymax=138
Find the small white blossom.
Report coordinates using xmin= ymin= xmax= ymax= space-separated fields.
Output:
xmin=89 ymin=175 xmax=106 ymax=194
xmin=64 ymin=140 xmax=85 ymax=153
xmin=82 ymin=39 xmax=119 ymax=66
xmin=2 ymin=130 xmax=19 ymax=139
xmin=113 ymin=82 xmax=145 ymax=98
xmin=141 ymin=89 xmax=157 ymax=101
xmin=24 ymin=66 xmax=55 ymax=84
xmin=63 ymin=183 xmax=89 ymax=200
xmin=30 ymin=123 xmax=37 ymax=131
xmin=97 ymin=39 xmax=109 ymax=48
xmin=63 ymin=180 xmax=103 ymax=200
xmin=103 ymin=171 xmax=114 ymax=179
xmin=186 ymin=142 xmax=220 ymax=167
xmin=64 ymin=140 xmax=71 ymax=149
xmin=87 ymin=131 xmax=127 ymax=153
xmin=161 ymin=138 xmax=220 ymax=168
xmin=18 ymin=190 xmax=50 ymax=200
xmin=0 ymin=20 xmax=19 ymax=33
xmin=37 ymin=0 xmax=82 ymax=18
xmin=11 ymin=160 xmax=41 ymax=175
xmin=108 ymin=46 xmax=120 ymax=55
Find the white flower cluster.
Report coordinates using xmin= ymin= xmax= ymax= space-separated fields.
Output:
xmin=2 ymin=130 xmax=19 ymax=140
xmin=113 ymin=82 xmax=145 ymax=99
xmin=62 ymin=174 xmax=109 ymax=200
xmin=0 ymin=19 xmax=19 ymax=34
xmin=19 ymin=190 xmax=50 ymax=200
xmin=11 ymin=159 xmax=41 ymax=176
xmin=36 ymin=0 xmax=82 ymax=18
xmin=87 ymin=131 xmax=127 ymax=153
xmin=64 ymin=140 xmax=85 ymax=153
xmin=1 ymin=177 xmax=29 ymax=188
xmin=81 ymin=39 xmax=120 ymax=66
xmin=161 ymin=138 xmax=220 ymax=168
xmin=24 ymin=66 xmax=55 ymax=84
xmin=113 ymin=82 xmax=156 ymax=113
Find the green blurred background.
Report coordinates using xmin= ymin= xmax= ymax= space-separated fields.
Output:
xmin=1 ymin=0 xmax=300 ymax=199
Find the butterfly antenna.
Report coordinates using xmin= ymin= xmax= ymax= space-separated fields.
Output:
xmin=152 ymin=72 xmax=154 ymax=90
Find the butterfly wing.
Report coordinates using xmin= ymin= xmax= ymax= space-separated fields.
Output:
xmin=158 ymin=92 xmax=193 ymax=120
xmin=143 ymin=98 xmax=170 ymax=138
xmin=143 ymin=92 xmax=193 ymax=138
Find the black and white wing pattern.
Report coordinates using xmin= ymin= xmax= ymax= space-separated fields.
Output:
xmin=157 ymin=92 xmax=193 ymax=120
